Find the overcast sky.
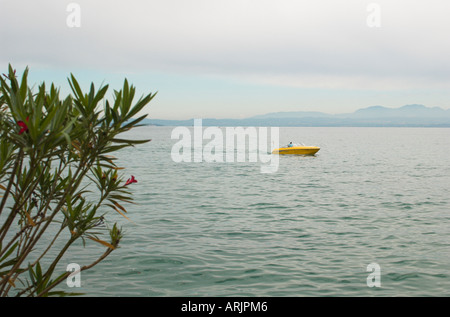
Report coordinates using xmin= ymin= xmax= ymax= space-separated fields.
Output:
xmin=1 ymin=0 xmax=450 ymax=119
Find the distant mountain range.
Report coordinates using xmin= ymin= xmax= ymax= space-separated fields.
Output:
xmin=142 ymin=104 xmax=450 ymax=127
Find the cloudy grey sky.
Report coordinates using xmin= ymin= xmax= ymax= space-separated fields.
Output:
xmin=1 ymin=0 xmax=450 ymax=119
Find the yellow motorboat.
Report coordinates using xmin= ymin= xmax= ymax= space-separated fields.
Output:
xmin=272 ymin=144 xmax=320 ymax=155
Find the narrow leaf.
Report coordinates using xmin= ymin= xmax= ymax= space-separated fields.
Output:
xmin=7 ymin=278 xmax=16 ymax=288
xmin=87 ymin=236 xmax=116 ymax=250
xmin=0 ymin=242 xmax=18 ymax=262
xmin=25 ymin=211 xmax=36 ymax=227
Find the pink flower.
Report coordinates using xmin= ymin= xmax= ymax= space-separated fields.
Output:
xmin=17 ymin=117 xmax=29 ymax=135
xmin=125 ymin=175 xmax=137 ymax=186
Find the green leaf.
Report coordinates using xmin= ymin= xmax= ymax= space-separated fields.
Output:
xmin=68 ymin=74 xmax=84 ymax=102
xmin=19 ymin=67 xmax=29 ymax=102
xmin=0 ymin=258 xmax=18 ymax=270
xmin=119 ymin=114 xmax=149 ymax=131
xmin=46 ymin=291 xmax=85 ymax=297
xmin=0 ymin=242 xmax=18 ymax=263
xmin=36 ymin=261 xmax=42 ymax=282
xmin=125 ymin=92 xmax=157 ymax=121
xmin=93 ymin=84 xmax=109 ymax=107
xmin=111 ymin=138 xmax=150 ymax=145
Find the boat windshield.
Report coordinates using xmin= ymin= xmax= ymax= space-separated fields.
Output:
xmin=285 ymin=142 xmax=305 ymax=147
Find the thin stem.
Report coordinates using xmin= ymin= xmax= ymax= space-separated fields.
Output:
xmin=0 ymin=154 xmax=94 ymax=295
xmin=0 ymin=149 xmax=22 ymax=217
xmin=36 ymin=240 xmax=117 ymax=297
xmin=0 ymin=158 xmax=64 ymax=260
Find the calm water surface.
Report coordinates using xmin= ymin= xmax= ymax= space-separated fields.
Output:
xmin=63 ymin=126 xmax=450 ymax=296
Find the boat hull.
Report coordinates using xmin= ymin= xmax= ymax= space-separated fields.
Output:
xmin=272 ymin=146 xmax=320 ymax=155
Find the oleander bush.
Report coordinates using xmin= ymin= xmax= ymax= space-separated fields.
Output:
xmin=0 ymin=65 xmax=155 ymax=296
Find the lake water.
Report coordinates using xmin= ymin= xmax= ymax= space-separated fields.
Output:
xmin=64 ymin=126 xmax=450 ymax=296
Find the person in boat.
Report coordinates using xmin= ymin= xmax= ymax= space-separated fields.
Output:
xmin=287 ymin=142 xmax=293 ymax=147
